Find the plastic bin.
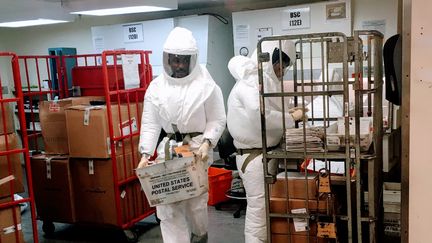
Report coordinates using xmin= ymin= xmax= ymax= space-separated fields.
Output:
xmin=208 ymin=167 xmax=232 ymax=206
xmin=71 ymin=65 xmax=151 ymax=101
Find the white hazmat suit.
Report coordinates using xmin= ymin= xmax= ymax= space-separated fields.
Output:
xmin=227 ymin=40 xmax=297 ymax=243
xmin=138 ymin=27 xmax=226 ymax=243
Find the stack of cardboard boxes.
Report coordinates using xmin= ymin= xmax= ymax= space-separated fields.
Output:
xmin=270 ymin=172 xmax=331 ymax=243
xmin=32 ymin=97 xmax=148 ymax=227
xmin=0 ymin=104 xmax=25 ymax=242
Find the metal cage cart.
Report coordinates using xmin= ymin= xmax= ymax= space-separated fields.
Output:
xmin=51 ymin=51 xmax=155 ymax=242
xmin=17 ymin=54 xmax=74 ymax=237
xmin=98 ymin=49 xmax=155 ymax=241
xmin=257 ymin=31 xmax=383 ymax=243
xmin=0 ymin=52 xmax=39 ymax=242
xmin=17 ymin=55 xmax=64 ymax=155
xmin=18 ymin=51 xmax=155 ymax=242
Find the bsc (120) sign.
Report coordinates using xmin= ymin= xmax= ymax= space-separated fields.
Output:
xmin=123 ymin=23 xmax=144 ymax=43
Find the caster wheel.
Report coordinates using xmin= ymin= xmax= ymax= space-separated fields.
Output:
xmin=154 ymin=211 xmax=161 ymax=224
xmin=124 ymin=229 xmax=138 ymax=243
xmin=42 ymin=221 xmax=55 ymax=236
xmin=215 ymin=204 xmax=222 ymax=210
xmin=233 ymin=211 xmax=241 ymax=218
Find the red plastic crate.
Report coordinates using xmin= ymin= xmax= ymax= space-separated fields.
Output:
xmin=208 ymin=167 xmax=232 ymax=206
xmin=71 ymin=65 xmax=151 ymax=101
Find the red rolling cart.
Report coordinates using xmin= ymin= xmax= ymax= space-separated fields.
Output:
xmin=18 ymin=51 xmax=155 ymax=242
xmin=0 ymin=52 xmax=39 ymax=242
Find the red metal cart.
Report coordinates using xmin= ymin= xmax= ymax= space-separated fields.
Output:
xmin=99 ymin=49 xmax=154 ymax=241
xmin=0 ymin=52 xmax=39 ymax=242
xmin=17 ymin=55 xmax=63 ymax=155
xmin=18 ymin=51 xmax=155 ymax=242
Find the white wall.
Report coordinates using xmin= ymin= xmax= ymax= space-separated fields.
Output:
xmin=91 ymin=18 xmax=175 ymax=75
xmin=232 ymin=0 xmax=352 ymax=56
xmin=408 ymin=0 xmax=432 ymax=241
xmin=206 ymin=16 xmax=235 ymax=108
xmin=353 ymin=0 xmax=398 ymax=40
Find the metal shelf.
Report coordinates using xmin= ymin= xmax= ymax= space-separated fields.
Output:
xmin=266 ymin=150 xmax=376 ymax=160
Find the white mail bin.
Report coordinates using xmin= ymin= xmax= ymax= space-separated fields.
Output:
xmin=136 ymin=156 xmax=208 ymax=207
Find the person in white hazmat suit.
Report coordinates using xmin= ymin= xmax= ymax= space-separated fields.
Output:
xmin=227 ymin=40 xmax=306 ymax=243
xmin=137 ymin=27 xmax=226 ymax=243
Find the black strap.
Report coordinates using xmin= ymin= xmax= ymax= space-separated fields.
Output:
xmin=166 ymin=132 xmax=202 ymax=144
xmin=240 ymin=151 xmax=261 ymax=173
xmin=237 ymin=148 xmax=262 ymax=155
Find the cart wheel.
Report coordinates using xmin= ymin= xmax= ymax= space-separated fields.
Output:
xmin=42 ymin=221 xmax=55 ymax=235
xmin=215 ymin=203 xmax=222 ymax=210
xmin=124 ymin=229 xmax=138 ymax=243
xmin=233 ymin=210 xmax=241 ymax=218
xmin=154 ymin=212 xmax=161 ymax=224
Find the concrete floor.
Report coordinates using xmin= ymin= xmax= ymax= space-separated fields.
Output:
xmin=21 ymin=201 xmax=245 ymax=243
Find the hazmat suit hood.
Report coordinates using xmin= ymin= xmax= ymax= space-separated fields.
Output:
xmin=162 ymin=27 xmax=200 ymax=83
xmin=227 ymin=55 xmax=258 ymax=87
xmin=250 ymin=40 xmax=296 ymax=111
xmin=250 ymin=40 xmax=296 ymax=92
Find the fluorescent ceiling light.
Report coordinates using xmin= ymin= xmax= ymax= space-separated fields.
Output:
xmin=0 ymin=19 xmax=68 ymax=28
xmin=71 ymin=6 xmax=172 ymax=16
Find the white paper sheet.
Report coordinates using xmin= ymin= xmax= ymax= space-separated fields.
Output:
xmin=121 ymin=54 xmax=140 ymax=89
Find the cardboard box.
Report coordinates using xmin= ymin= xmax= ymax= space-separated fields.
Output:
xmin=39 ymin=96 xmax=105 ymax=155
xmin=0 ymin=206 xmax=24 ymax=243
xmin=65 ymin=103 xmax=139 ymax=158
xmin=270 ymin=197 xmax=331 ymax=214
xmin=30 ymin=155 xmax=75 ymax=223
xmin=117 ymin=136 xmax=140 ymax=161
xmin=271 ymin=218 xmax=318 ymax=235
xmin=132 ymin=179 xmax=153 ymax=218
xmin=0 ymin=133 xmax=24 ymax=198
xmin=271 ymin=172 xmax=318 ymax=199
xmin=272 ymin=234 xmax=328 ymax=243
xmin=71 ymin=156 xmax=136 ymax=226
xmin=115 ymin=151 xmax=139 ymax=181
xmin=364 ymin=182 xmax=400 ymax=213
xmin=0 ymin=104 xmax=14 ymax=136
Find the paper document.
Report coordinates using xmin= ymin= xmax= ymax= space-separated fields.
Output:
xmin=122 ymin=54 xmax=140 ymax=89
xmin=291 ymin=208 xmax=309 ymax=232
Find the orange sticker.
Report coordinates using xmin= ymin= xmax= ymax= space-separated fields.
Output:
xmin=317 ymin=222 xmax=337 ymax=238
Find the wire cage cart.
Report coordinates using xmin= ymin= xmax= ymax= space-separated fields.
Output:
xmin=17 ymin=50 xmax=155 ymax=242
xmin=98 ymin=49 xmax=155 ymax=241
xmin=17 ymin=55 xmax=65 ymax=157
xmin=0 ymin=52 xmax=39 ymax=242
xmin=258 ymin=31 xmax=383 ymax=243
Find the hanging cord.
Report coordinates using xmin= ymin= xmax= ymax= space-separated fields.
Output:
xmin=197 ymin=13 xmax=229 ymax=25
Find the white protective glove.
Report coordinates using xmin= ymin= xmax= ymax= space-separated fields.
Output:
xmin=288 ymin=107 xmax=303 ymax=113
xmin=197 ymin=139 xmax=210 ymax=163
xmin=137 ymin=154 xmax=151 ymax=169
xmin=289 ymin=107 xmax=309 ymax=121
